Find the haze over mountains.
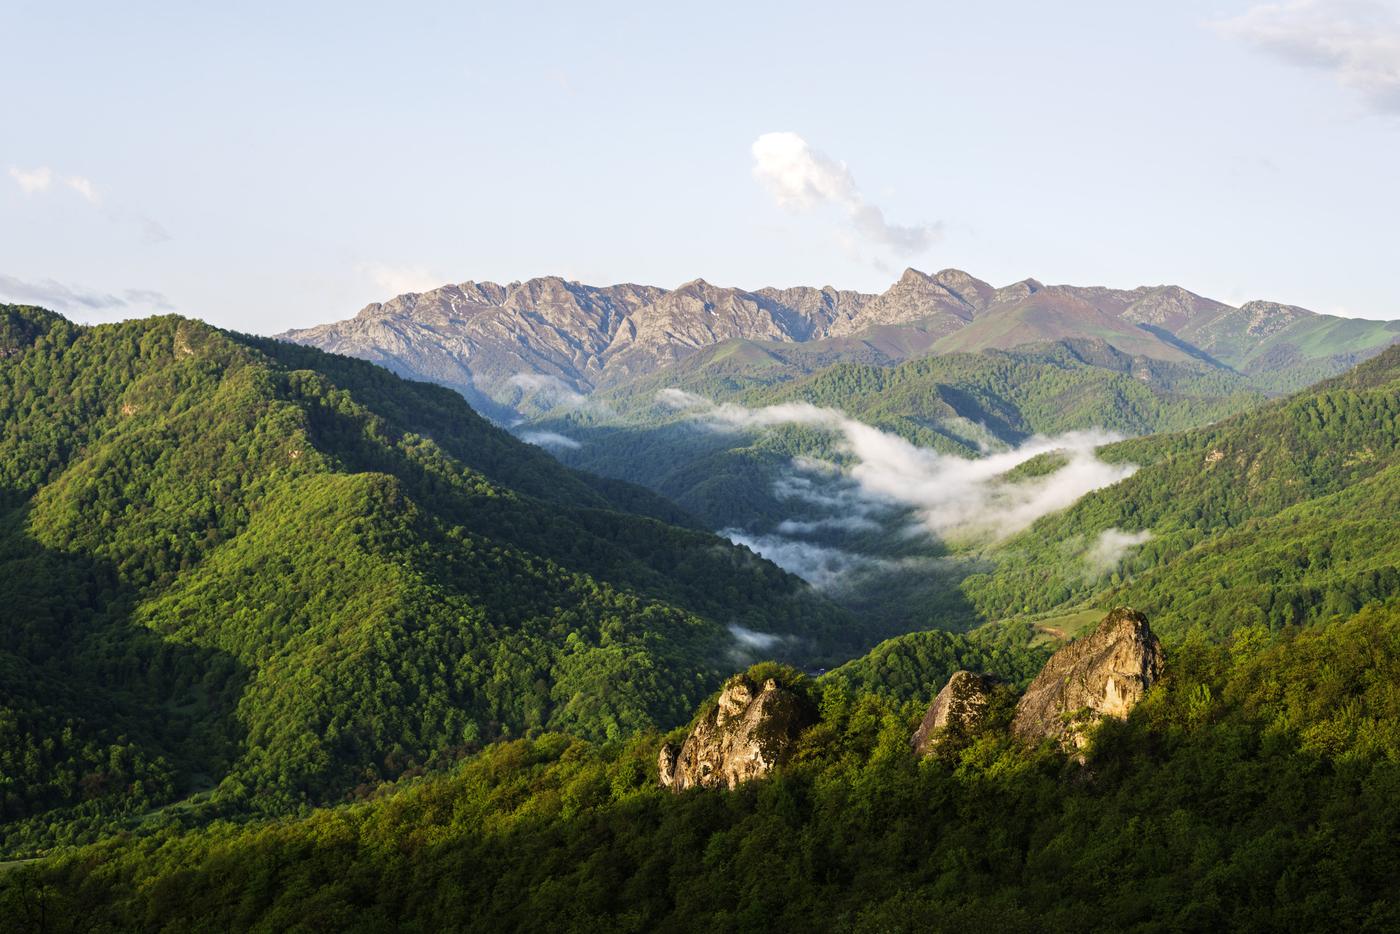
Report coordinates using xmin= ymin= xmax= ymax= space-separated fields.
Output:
xmin=280 ymin=267 xmax=1400 ymax=417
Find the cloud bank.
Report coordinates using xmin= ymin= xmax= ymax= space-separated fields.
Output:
xmin=662 ymin=390 xmax=1136 ymax=543
xmin=751 ymin=132 xmax=940 ymax=256
xmin=1220 ymin=0 xmax=1400 ymax=113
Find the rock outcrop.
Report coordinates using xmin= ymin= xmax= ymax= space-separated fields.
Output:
xmin=1012 ymin=607 xmax=1164 ymax=750
xmin=910 ymin=670 xmax=996 ymax=757
xmin=659 ymin=673 xmax=815 ymax=792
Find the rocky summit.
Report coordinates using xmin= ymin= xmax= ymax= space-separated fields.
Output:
xmin=278 ymin=269 xmax=1400 ymax=415
xmin=659 ymin=673 xmax=815 ymax=792
xmin=1012 ymin=607 xmax=1165 ymax=750
xmin=910 ymin=670 xmax=997 ymax=757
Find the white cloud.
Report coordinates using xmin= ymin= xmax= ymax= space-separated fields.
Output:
xmin=9 ymin=166 xmax=52 ymax=194
xmin=775 ymin=514 xmax=882 ymax=535
xmin=64 ymin=175 xmax=100 ymax=204
xmin=1085 ymin=527 xmax=1152 ymax=575
xmin=9 ymin=166 xmax=170 ymax=240
xmin=669 ymin=391 xmax=1137 ymax=542
xmin=9 ymin=166 xmax=101 ymax=203
xmin=724 ymin=529 xmax=880 ymax=590
xmin=360 ymin=262 xmax=444 ymax=296
xmin=1219 ymin=0 xmax=1400 ymax=113
xmin=509 ymin=372 xmax=589 ymax=409
xmin=518 ymin=429 xmax=582 ymax=450
xmin=751 ymin=132 xmax=940 ymax=257
xmin=727 ymin=623 xmax=784 ymax=651
xmin=509 ymin=372 xmax=607 ymax=417
xmin=0 ymin=274 xmax=173 ymax=313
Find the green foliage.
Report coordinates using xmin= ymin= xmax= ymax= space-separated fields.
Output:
xmin=10 ymin=601 xmax=1400 ymax=931
xmin=964 ymin=345 xmax=1400 ymax=637
xmin=547 ymin=340 xmax=1266 ymax=523
xmin=0 ymin=307 xmax=854 ymax=856
xmin=824 ymin=622 xmax=1050 ymax=704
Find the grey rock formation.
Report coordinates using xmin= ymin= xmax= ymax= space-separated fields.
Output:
xmin=1011 ymin=607 xmax=1165 ymax=750
xmin=278 ymin=269 xmax=1399 ymax=416
xmin=825 ymin=267 xmax=977 ymax=337
xmin=910 ymin=670 xmax=996 ymax=757
xmin=659 ymin=673 xmax=815 ymax=792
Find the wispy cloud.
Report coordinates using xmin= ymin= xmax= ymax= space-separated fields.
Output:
xmin=8 ymin=166 xmax=53 ymax=194
xmin=0 ymin=274 xmax=173 ymax=313
xmin=1219 ymin=0 xmax=1400 ymax=114
xmin=64 ymin=175 xmax=100 ymax=204
xmin=518 ymin=429 xmax=582 ymax=450
xmin=509 ymin=372 xmax=588 ymax=407
xmin=660 ymin=390 xmax=1136 ymax=542
xmin=723 ymin=529 xmax=882 ymax=590
xmin=359 ymin=262 xmax=444 ymax=296
xmin=751 ymin=132 xmax=940 ymax=257
xmin=1084 ymin=527 xmax=1152 ymax=575
xmin=9 ymin=165 xmax=101 ymax=203
xmin=9 ymin=165 xmax=169 ymax=241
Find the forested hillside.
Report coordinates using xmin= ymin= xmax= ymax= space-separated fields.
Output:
xmin=6 ymin=308 xmax=1400 ymax=932
xmin=8 ymin=600 xmax=1399 ymax=931
xmin=0 ymin=305 xmax=852 ymax=856
xmin=964 ymin=344 xmax=1400 ymax=635
xmin=536 ymin=339 xmax=1265 ymax=533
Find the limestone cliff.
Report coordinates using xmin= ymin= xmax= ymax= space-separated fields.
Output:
xmin=910 ymin=670 xmax=996 ymax=757
xmin=1011 ymin=607 xmax=1164 ymax=750
xmin=659 ymin=673 xmax=815 ymax=792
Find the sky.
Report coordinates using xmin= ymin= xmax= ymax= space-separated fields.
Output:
xmin=3 ymin=0 xmax=1399 ymax=334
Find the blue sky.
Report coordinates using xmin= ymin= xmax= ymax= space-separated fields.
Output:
xmin=3 ymin=0 xmax=1398 ymax=332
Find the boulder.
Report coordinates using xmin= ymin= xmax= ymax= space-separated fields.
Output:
xmin=660 ymin=673 xmax=815 ymax=792
xmin=910 ymin=671 xmax=996 ymax=756
xmin=1012 ymin=607 xmax=1164 ymax=750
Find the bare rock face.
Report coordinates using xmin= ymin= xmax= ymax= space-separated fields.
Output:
xmin=659 ymin=674 xmax=815 ymax=792
xmin=911 ymin=671 xmax=996 ymax=757
xmin=1012 ymin=607 xmax=1165 ymax=750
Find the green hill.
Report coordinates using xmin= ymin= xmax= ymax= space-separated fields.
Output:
xmin=534 ymin=339 xmax=1263 ymax=557
xmin=0 ymin=306 xmax=854 ymax=855
xmin=8 ymin=599 xmax=1399 ymax=931
xmin=963 ymin=344 xmax=1400 ymax=636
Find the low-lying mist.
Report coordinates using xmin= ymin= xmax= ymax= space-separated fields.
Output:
xmin=661 ymin=389 xmax=1143 ymax=590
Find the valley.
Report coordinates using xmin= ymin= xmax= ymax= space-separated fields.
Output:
xmin=3 ymin=299 xmax=1399 ymax=931
xmin=10 ymin=3 xmax=1400 ymax=927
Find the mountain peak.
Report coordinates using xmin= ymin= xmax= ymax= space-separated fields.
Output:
xmin=897 ymin=267 xmax=932 ymax=286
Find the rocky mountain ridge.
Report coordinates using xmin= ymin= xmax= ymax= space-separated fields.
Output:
xmin=279 ymin=269 xmax=1400 ymax=414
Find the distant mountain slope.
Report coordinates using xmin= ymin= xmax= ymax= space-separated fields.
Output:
xmin=536 ymin=339 xmax=1265 ymax=534
xmin=0 ymin=305 xmax=854 ymax=854
xmin=278 ymin=270 xmax=1398 ymax=416
xmin=963 ymin=344 xmax=1400 ymax=636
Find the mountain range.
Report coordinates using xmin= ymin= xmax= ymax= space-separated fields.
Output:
xmin=279 ymin=268 xmax=1400 ymax=416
